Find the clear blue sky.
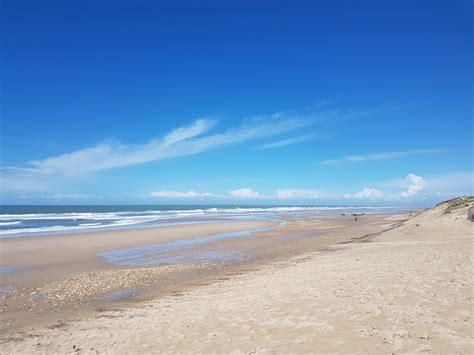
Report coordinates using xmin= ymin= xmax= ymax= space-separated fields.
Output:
xmin=1 ymin=0 xmax=472 ymax=205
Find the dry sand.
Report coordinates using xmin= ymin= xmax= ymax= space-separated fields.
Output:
xmin=1 ymin=200 xmax=472 ymax=353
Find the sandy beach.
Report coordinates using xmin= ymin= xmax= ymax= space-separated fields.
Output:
xmin=1 ymin=219 xmax=279 ymax=331
xmin=1 ymin=220 xmax=278 ymax=267
xmin=2 ymin=0 xmax=471 ymax=352
xmin=1 ymin=199 xmax=472 ymax=353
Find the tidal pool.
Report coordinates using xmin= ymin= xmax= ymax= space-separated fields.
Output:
xmin=98 ymin=226 xmax=275 ymax=267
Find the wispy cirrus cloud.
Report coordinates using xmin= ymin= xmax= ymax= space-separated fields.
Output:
xmin=1 ymin=113 xmax=313 ymax=193
xmin=50 ymin=193 xmax=96 ymax=200
xmin=2 ymin=192 xmax=102 ymax=202
xmin=320 ymin=149 xmax=448 ymax=165
xmin=0 ymin=103 xmax=391 ymax=195
xmin=258 ymin=134 xmax=315 ymax=149
xmin=149 ymin=190 xmax=220 ymax=199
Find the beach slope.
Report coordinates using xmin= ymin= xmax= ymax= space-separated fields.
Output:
xmin=2 ymin=198 xmax=473 ymax=353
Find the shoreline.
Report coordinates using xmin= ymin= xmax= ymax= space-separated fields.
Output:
xmin=0 ymin=205 xmax=410 ymax=238
xmin=1 ymin=219 xmax=280 ymax=332
xmin=1 ymin=200 xmax=471 ymax=352
xmin=1 ymin=212 xmax=405 ymax=335
xmin=0 ymin=219 xmax=278 ymax=267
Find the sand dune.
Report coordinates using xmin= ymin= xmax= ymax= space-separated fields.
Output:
xmin=1 ymin=199 xmax=472 ymax=353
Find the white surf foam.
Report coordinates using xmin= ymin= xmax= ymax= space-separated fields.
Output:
xmin=0 ymin=221 xmax=21 ymax=226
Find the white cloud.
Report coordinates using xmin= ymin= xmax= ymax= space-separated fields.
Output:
xmin=50 ymin=193 xmax=94 ymax=200
xmin=229 ymin=188 xmax=260 ymax=199
xmin=1 ymin=104 xmax=385 ymax=195
xmin=1 ymin=115 xmax=312 ymax=193
xmin=149 ymin=190 xmax=216 ymax=199
xmin=320 ymin=149 xmax=447 ymax=165
xmin=399 ymin=173 xmax=425 ymax=198
xmin=145 ymin=170 xmax=469 ymax=203
xmin=0 ymin=171 xmax=51 ymax=193
xmin=27 ymin=119 xmax=214 ymax=177
xmin=258 ymin=135 xmax=315 ymax=149
xmin=347 ymin=173 xmax=427 ymax=200
xmin=277 ymin=189 xmax=319 ymax=199
xmin=1 ymin=192 xmax=101 ymax=201
xmin=148 ymin=188 xmax=319 ymax=200
xmin=353 ymin=188 xmax=385 ymax=200
xmin=423 ymin=172 xmax=473 ymax=196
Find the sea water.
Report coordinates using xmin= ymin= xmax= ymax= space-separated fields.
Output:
xmin=0 ymin=205 xmax=404 ymax=237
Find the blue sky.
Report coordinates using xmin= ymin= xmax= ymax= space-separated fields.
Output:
xmin=1 ymin=0 xmax=472 ymax=205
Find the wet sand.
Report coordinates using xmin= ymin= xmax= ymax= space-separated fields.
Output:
xmin=1 ymin=220 xmax=277 ymax=267
xmin=0 ymin=219 xmax=277 ymax=330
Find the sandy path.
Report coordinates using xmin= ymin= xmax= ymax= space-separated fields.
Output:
xmin=1 ymin=202 xmax=472 ymax=353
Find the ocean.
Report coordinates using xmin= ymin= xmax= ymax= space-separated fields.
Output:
xmin=0 ymin=205 xmax=403 ymax=237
